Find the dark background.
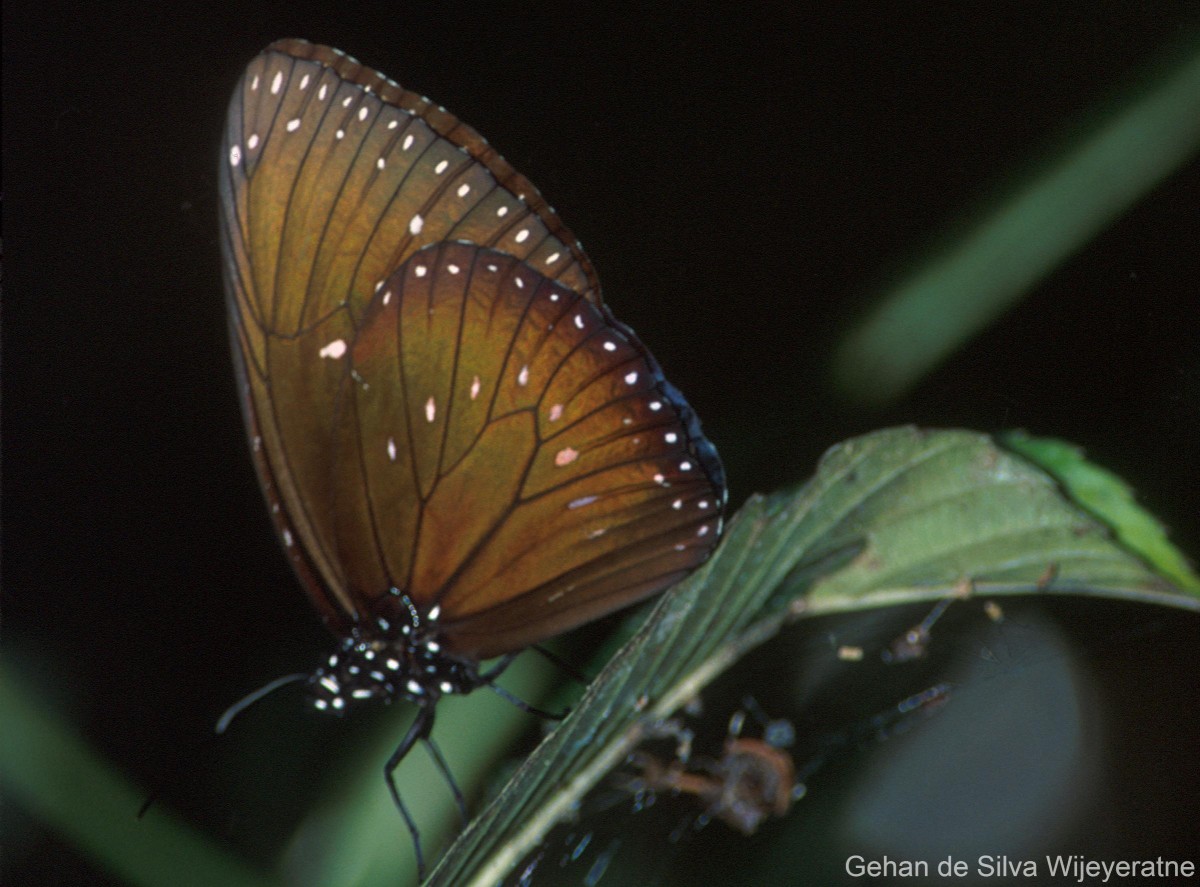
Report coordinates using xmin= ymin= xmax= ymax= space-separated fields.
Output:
xmin=5 ymin=2 xmax=1199 ymax=885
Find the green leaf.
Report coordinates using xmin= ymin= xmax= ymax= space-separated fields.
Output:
xmin=429 ymin=427 xmax=1196 ymax=885
xmin=11 ymin=428 xmax=1191 ymax=886
xmin=1001 ymin=431 xmax=1200 ymax=592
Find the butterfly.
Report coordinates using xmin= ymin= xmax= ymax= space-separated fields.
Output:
xmin=218 ymin=38 xmax=725 ymax=876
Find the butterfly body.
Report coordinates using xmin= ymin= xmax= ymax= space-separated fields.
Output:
xmin=307 ymin=590 xmax=483 ymax=713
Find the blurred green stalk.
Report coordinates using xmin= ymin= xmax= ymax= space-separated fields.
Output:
xmin=833 ymin=41 xmax=1200 ymax=404
xmin=1 ymin=663 xmax=276 ymax=887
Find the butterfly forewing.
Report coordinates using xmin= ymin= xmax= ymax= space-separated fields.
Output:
xmin=221 ymin=39 xmax=598 ymax=342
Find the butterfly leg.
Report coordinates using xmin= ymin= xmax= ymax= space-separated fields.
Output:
xmin=531 ymin=644 xmax=591 ymax=685
xmin=481 ymin=653 xmax=568 ymax=719
xmin=385 ymin=704 xmax=435 ymax=880
xmin=486 ymin=681 xmax=565 ymax=720
xmin=422 ymin=735 xmax=468 ymax=824
xmin=477 ymin=653 xmax=517 ymax=681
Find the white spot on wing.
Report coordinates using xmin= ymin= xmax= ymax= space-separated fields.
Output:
xmin=270 ymin=71 xmax=282 ymax=94
xmin=387 ymin=438 xmax=397 ymax=461
xmin=286 ymin=118 xmax=301 ymax=132
xmin=319 ymin=339 xmax=347 ymax=359
xmin=403 ymin=134 xmax=414 ymax=150
xmin=434 ymin=159 xmax=449 ymax=174
xmin=247 ymin=134 xmax=260 ymax=149
xmin=624 ymin=371 xmax=639 ymax=385
xmin=546 ymin=252 xmax=561 ymax=264
xmin=457 ymin=183 xmax=471 ymax=197
xmin=415 ymin=265 xmax=427 ymax=277
xmin=425 ymin=397 xmax=436 ymax=422
xmin=409 ymin=214 xmax=424 ymax=235
xmin=548 ymin=404 xmax=563 ymax=422
xmin=515 ymin=229 xmax=530 ymax=243
xmin=568 ymin=495 xmax=598 ymax=509
xmin=555 ymin=447 xmax=579 ymax=466
xmin=229 ymin=145 xmax=241 ymax=167
xmin=518 ymin=365 xmax=530 ymax=386
xmin=470 ymin=375 xmax=481 ymax=399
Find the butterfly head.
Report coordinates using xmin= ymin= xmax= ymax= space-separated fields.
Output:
xmin=307 ymin=592 xmax=484 ymax=713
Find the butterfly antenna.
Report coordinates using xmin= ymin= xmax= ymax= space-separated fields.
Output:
xmin=215 ymin=673 xmax=308 ymax=734
xmin=139 ymin=673 xmax=306 ymax=819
